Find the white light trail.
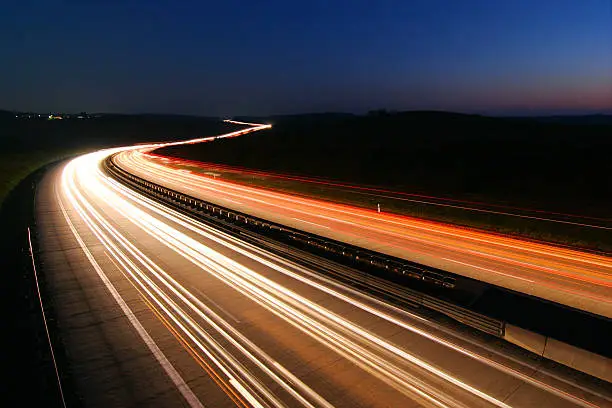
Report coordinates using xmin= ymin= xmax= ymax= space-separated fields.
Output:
xmin=53 ymin=122 xmax=607 ymax=408
xmin=65 ymin=154 xmax=498 ymax=408
xmin=123 ymin=150 xmax=612 ymax=271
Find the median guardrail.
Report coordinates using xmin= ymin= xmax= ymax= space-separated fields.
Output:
xmin=104 ymin=155 xmax=504 ymax=337
xmin=104 ymin=155 xmax=612 ymax=383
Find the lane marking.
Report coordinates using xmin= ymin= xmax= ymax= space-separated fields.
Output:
xmin=292 ymin=217 xmax=331 ymax=229
xmin=123 ymin=150 xmax=609 ymax=406
xmin=224 ymin=198 xmax=244 ymax=205
xmin=441 ymin=258 xmax=535 ymax=283
xmin=77 ymin=158 xmax=333 ymax=408
xmin=150 ymin=161 xmax=612 ymax=268
xmin=58 ymin=190 xmax=205 ymax=408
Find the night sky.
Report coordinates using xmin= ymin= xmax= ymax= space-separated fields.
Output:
xmin=2 ymin=1 xmax=611 ymax=116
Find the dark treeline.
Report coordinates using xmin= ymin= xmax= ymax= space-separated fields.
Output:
xmin=0 ymin=112 xmax=243 ymax=152
xmin=158 ymin=111 xmax=612 ymax=217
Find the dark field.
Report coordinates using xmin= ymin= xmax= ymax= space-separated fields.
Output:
xmin=0 ymin=113 xmax=242 ymax=206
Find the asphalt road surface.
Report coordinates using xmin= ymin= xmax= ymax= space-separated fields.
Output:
xmin=35 ymin=138 xmax=612 ymax=407
xmin=114 ymin=148 xmax=612 ymax=319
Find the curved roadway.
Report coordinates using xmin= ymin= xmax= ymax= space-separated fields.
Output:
xmin=35 ymin=125 xmax=612 ymax=407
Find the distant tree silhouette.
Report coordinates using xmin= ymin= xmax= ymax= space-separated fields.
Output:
xmin=367 ymin=109 xmax=390 ymax=117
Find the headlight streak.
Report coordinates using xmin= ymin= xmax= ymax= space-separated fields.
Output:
xmin=105 ymin=217 xmax=470 ymax=407
xmin=103 ymin=251 xmax=251 ymax=408
xmin=69 ymin=154 xmax=517 ymax=407
xmin=87 ymin=214 xmax=266 ymax=408
xmin=122 ymin=149 xmax=612 ymax=278
xmin=104 ymin=152 xmax=603 ymax=407
xmin=119 ymin=181 xmax=610 ymax=406
xmin=63 ymin=157 xmax=308 ymax=408
xmin=52 ymin=118 xmax=609 ymax=408
xmin=65 ymin=157 xmax=500 ymax=407
xmin=56 ymin=178 xmax=206 ymax=408
xmin=89 ymin=177 xmax=467 ymax=406
xmin=117 ymin=150 xmax=612 ymax=311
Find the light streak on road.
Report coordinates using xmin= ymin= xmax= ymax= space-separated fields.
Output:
xmin=115 ymin=148 xmax=612 ymax=318
xmin=61 ymin=151 xmax=331 ymax=408
xmin=101 ymin=160 xmax=604 ymax=404
xmin=146 ymin=156 xmax=612 ymax=229
xmin=127 ymin=151 xmax=612 ymax=269
xmin=50 ymin=123 xmax=611 ymax=407
xmin=57 ymin=180 xmax=206 ymax=408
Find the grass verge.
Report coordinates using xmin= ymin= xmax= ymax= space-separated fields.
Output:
xmin=0 ymin=148 xmax=89 ymax=208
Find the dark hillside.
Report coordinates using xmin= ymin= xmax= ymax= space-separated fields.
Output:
xmin=0 ymin=114 xmax=243 ymax=207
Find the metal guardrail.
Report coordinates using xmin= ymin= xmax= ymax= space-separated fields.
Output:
xmin=104 ymin=156 xmax=505 ymax=338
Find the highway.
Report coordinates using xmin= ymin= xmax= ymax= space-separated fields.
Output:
xmin=34 ymin=124 xmax=612 ymax=407
xmin=114 ymin=148 xmax=612 ymax=319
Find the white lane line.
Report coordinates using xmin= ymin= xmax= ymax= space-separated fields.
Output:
xmin=441 ymin=258 xmax=535 ymax=283
xmin=58 ymin=192 xmax=205 ymax=408
xmin=193 ymin=287 xmax=241 ymax=324
xmin=160 ymin=164 xmax=612 ymax=268
xmin=100 ymin=175 xmax=337 ymax=408
xmin=115 ymin=153 xmax=607 ymax=407
xmin=76 ymin=164 xmax=318 ymax=408
xmin=230 ymin=378 xmax=266 ymax=408
xmin=243 ymin=197 xmax=270 ymax=205
xmin=124 ymin=174 xmax=601 ymax=407
xmin=292 ymin=218 xmax=331 ymax=229
xmin=224 ymin=198 xmax=244 ymax=205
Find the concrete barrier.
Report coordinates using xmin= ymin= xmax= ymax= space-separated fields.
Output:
xmin=505 ymin=324 xmax=612 ymax=383
xmin=543 ymin=338 xmax=612 ymax=383
xmin=504 ymin=324 xmax=546 ymax=356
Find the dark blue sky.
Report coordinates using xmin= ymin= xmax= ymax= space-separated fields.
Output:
xmin=2 ymin=0 xmax=611 ymax=116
